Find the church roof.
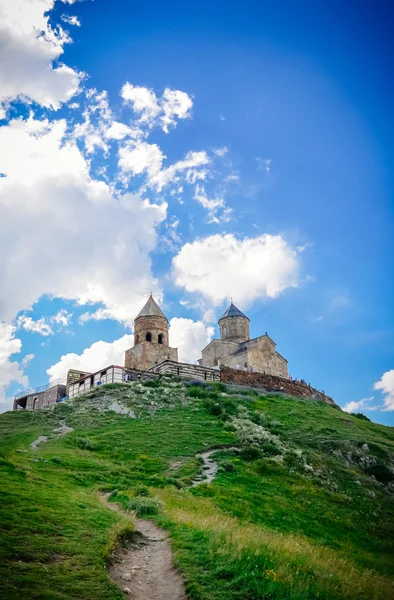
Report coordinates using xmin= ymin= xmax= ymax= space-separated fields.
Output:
xmin=219 ymin=302 xmax=249 ymax=321
xmin=135 ymin=295 xmax=167 ymax=320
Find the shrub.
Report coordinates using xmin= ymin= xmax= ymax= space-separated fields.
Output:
xmin=203 ymin=398 xmax=223 ymax=416
xmin=351 ymin=412 xmax=371 ymax=422
xmin=75 ymin=437 xmax=100 ymax=451
xmin=220 ymin=460 xmax=236 ymax=472
xmin=142 ymin=379 xmax=163 ymax=388
xmin=187 ymin=385 xmax=209 ymax=399
xmin=240 ymin=446 xmax=262 ymax=461
xmin=255 ymin=458 xmax=286 ymax=476
xmin=133 ymin=484 xmax=150 ymax=497
xmin=127 ymin=497 xmax=162 ymax=516
xmin=260 ymin=442 xmax=281 ymax=456
xmin=210 ymin=382 xmax=227 ymax=393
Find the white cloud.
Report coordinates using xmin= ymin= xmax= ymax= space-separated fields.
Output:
xmin=169 ymin=317 xmax=214 ymax=363
xmin=374 ymin=370 xmax=394 ymax=411
xmin=17 ymin=315 xmax=53 ymax=336
xmin=172 ymin=233 xmax=300 ymax=305
xmin=194 ymin=184 xmax=231 ymax=224
xmin=0 ymin=0 xmax=81 ymax=109
xmin=118 ymin=141 xmax=164 ymax=177
xmin=61 ymin=14 xmax=81 ymax=27
xmin=148 ymin=150 xmax=210 ymax=192
xmin=0 ymin=115 xmax=167 ymax=326
xmin=51 ymin=310 xmax=73 ymax=327
xmin=343 ymin=396 xmax=375 ymax=413
xmin=47 ymin=333 xmax=134 ymax=383
xmin=0 ymin=323 xmax=27 ymax=410
xmin=256 ymin=157 xmax=272 ymax=172
xmin=121 ymin=83 xmax=192 ymax=133
xmin=21 ymin=353 xmax=35 ymax=368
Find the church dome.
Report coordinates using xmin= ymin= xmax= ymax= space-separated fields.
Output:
xmin=218 ymin=302 xmax=250 ymax=343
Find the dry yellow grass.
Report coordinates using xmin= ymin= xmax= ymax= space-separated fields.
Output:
xmin=156 ymin=488 xmax=394 ymax=599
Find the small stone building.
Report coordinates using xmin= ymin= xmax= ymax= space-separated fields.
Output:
xmin=199 ymin=302 xmax=288 ymax=378
xmin=124 ymin=295 xmax=178 ymax=371
xmin=13 ymin=382 xmax=67 ymax=411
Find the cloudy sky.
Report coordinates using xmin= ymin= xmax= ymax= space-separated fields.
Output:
xmin=0 ymin=0 xmax=393 ymax=423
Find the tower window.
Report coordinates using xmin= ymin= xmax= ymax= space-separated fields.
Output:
xmin=158 ymin=333 xmax=164 ymax=344
xmin=135 ymin=334 xmax=139 ymax=344
xmin=146 ymin=332 xmax=152 ymax=342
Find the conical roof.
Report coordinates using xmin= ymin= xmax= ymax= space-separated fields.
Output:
xmin=219 ymin=302 xmax=249 ymax=321
xmin=135 ymin=295 xmax=167 ymax=320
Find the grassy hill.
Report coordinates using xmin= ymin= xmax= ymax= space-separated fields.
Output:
xmin=1 ymin=378 xmax=394 ymax=600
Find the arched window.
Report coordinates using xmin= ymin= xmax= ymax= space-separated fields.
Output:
xmin=158 ymin=333 xmax=164 ymax=344
xmin=146 ymin=332 xmax=152 ymax=342
xmin=135 ymin=334 xmax=139 ymax=345
xmin=33 ymin=397 xmax=38 ymax=410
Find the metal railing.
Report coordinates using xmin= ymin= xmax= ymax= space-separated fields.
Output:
xmin=14 ymin=379 xmax=66 ymax=401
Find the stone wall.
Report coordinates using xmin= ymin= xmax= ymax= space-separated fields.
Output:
xmin=125 ymin=342 xmax=178 ymax=371
xmin=220 ymin=366 xmax=334 ymax=405
xmin=150 ymin=360 xmax=220 ymax=381
xmin=246 ymin=337 xmax=288 ymax=378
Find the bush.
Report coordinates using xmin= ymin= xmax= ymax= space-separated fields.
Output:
xmin=220 ymin=460 xmax=236 ymax=472
xmin=133 ymin=484 xmax=150 ymax=496
xmin=75 ymin=437 xmax=100 ymax=451
xmin=210 ymin=382 xmax=227 ymax=394
xmin=187 ymin=385 xmax=209 ymax=399
xmin=255 ymin=458 xmax=286 ymax=476
xmin=240 ymin=446 xmax=262 ymax=461
xmin=142 ymin=379 xmax=163 ymax=388
xmin=127 ymin=497 xmax=162 ymax=516
xmin=260 ymin=442 xmax=281 ymax=456
xmin=203 ymin=398 xmax=223 ymax=416
xmin=351 ymin=412 xmax=371 ymax=422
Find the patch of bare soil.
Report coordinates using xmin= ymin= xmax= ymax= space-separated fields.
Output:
xmin=101 ymin=495 xmax=185 ymax=600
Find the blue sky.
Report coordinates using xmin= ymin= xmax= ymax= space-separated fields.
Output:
xmin=0 ymin=0 xmax=393 ymax=424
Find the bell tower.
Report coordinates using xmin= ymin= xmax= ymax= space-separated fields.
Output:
xmin=125 ymin=295 xmax=178 ymax=371
xmin=218 ymin=302 xmax=250 ymax=343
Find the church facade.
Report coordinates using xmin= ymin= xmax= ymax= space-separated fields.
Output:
xmin=198 ymin=302 xmax=288 ymax=378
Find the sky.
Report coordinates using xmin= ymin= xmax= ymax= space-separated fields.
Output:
xmin=0 ymin=0 xmax=393 ymax=424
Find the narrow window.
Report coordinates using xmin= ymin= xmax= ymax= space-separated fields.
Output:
xmin=204 ymin=372 xmax=207 ymax=381
xmin=146 ymin=332 xmax=152 ymax=342
xmin=135 ymin=334 xmax=139 ymax=344
xmin=177 ymin=367 xmax=180 ymax=375
xmin=158 ymin=333 xmax=164 ymax=344
xmin=90 ymin=375 xmax=94 ymax=386
xmin=33 ymin=397 xmax=38 ymax=410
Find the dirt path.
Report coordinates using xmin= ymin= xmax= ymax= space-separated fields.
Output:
xmin=192 ymin=446 xmax=239 ymax=487
xmin=101 ymin=494 xmax=185 ymax=600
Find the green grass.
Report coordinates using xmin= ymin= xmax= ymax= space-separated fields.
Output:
xmin=0 ymin=380 xmax=393 ymax=599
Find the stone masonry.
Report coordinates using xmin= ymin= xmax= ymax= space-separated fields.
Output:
xmin=124 ymin=295 xmax=178 ymax=371
xmin=200 ymin=302 xmax=288 ymax=378
xmin=220 ymin=366 xmax=335 ymax=405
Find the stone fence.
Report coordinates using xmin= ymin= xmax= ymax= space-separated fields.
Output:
xmin=220 ymin=366 xmax=335 ymax=405
xmin=150 ymin=360 xmax=220 ymax=381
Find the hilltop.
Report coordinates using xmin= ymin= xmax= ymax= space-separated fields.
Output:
xmin=1 ymin=378 xmax=394 ymax=600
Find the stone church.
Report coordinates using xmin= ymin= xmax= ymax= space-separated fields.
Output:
xmin=125 ymin=295 xmax=288 ymax=378
xmin=124 ymin=295 xmax=178 ymax=371
xmin=199 ymin=302 xmax=288 ymax=378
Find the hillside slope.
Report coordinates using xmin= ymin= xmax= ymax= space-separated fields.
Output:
xmin=1 ymin=378 xmax=394 ymax=600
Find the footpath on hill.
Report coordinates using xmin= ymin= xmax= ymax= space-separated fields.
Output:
xmin=101 ymin=494 xmax=185 ymax=600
